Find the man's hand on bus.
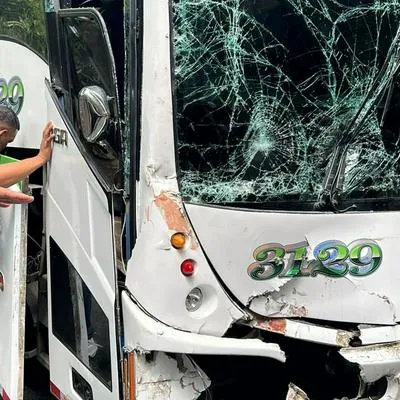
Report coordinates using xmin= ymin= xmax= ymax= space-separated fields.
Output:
xmin=38 ymin=121 xmax=54 ymax=164
xmin=0 ymin=121 xmax=55 ymax=189
xmin=0 ymin=186 xmax=33 ymax=207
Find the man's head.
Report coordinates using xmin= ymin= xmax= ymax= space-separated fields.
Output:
xmin=0 ymin=106 xmax=20 ymax=152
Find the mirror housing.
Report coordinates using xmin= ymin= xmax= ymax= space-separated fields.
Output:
xmin=78 ymin=86 xmax=111 ymax=143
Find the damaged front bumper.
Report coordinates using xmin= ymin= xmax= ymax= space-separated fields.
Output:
xmin=249 ymin=316 xmax=400 ymax=399
xmin=122 ymin=290 xmax=400 ymax=399
xmin=284 ymin=343 xmax=400 ymax=400
xmin=339 ymin=343 xmax=400 ymax=400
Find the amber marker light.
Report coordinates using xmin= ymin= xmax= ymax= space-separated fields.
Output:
xmin=171 ymin=232 xmax=187 ymax=249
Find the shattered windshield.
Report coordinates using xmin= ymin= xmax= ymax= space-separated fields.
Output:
xmin=172 ymin=0 xmax=400 ymax=210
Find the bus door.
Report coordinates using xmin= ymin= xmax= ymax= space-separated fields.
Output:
xmin=0 ymin=186 xmax=27 ymax=400
xmin=44 ymin=8 xmax=122 ymax=400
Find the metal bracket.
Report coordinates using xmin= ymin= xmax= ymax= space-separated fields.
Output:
xmin=53 ymin=127 xmax=68 ymax=146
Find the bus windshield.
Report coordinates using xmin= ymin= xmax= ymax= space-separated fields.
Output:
xmin=172 ymin=0 xmax=400 ymax=210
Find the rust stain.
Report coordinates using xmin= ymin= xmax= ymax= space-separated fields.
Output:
xmin=155 ymin=193 xmax=199 ymax=249
xmin=267 ymin=319 xmax=287 ymax=334
xmin=155 ymin=193 xmax=190 ymax=233
xmin=256 ymin=318 xmax=287 ymax=334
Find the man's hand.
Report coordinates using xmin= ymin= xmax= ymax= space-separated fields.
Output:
xmin=0 ymin=121 xmax=55 ymax=188
xmin=0 ymin=186 xmax=33 ymax=208
xmin=38 ymin=121 xmax=54 ymax=164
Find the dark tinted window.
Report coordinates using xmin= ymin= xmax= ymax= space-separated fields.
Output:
xmin=58 ymin=12 xmax=121 ymax=189
xmin=50 ymin=237 xmax=112 ymax=390
xmin=63 ymin=15 xmax=115 ymax=97
xmin=0 ymin=0 xmax=47 ymax=58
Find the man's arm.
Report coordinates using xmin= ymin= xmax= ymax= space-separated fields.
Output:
xmin=0 ymin=121 xmax=53 ymax=188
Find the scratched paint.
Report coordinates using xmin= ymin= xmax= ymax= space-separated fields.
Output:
xmin=154 ymin=193 xmax=199 ymax=250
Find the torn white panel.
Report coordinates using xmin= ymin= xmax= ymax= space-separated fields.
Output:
xmin=340 ymin=343 xmax=400 ymax=383
xmin=185 ymin=204 xmax=400 ymax=325
xmin=250 ymin=277 xmax=397 ymax=323
xmin=136 ymin=352 xmax=210 ymax=400
xmin=250 ymin=294 xmax=308 ymax=318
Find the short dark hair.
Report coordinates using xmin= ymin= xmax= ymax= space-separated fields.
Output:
xmin=0 ymin=105 xmax=20 ymax=131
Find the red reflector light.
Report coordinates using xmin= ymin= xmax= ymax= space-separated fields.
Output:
xmin=181 ymin=259 xmax=196 ymax=276
xmin=50 ymin=381 xmax=61 ymax=400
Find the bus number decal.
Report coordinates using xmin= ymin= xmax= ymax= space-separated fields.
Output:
xmin=247 ymin=239 xmax=383 ymax=280
xmin=0 ymin=76 xmax=24 ymax=115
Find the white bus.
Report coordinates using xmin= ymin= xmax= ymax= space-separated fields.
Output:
xmin=1 ymin=0 xmax=400 ymax=399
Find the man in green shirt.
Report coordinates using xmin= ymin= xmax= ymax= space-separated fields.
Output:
xmin=0 ymin=105 xmax=53 ymax=206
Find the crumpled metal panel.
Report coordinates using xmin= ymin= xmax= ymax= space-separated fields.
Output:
xmin=136 ymin=352 xmax=210 ymax=400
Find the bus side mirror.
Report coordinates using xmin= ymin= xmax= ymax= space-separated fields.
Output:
xmin=78 ymin=86 xmax=111 ymax=143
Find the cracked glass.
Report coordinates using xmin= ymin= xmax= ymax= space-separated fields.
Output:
xmin=172 ymin=0 xmax=400 ymax=210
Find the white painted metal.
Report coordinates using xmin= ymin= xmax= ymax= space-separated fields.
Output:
xmin=0 ymin=186 xmax=27 ymax=400
xmin=125 ymin=193 xmax=245 ymax=336
xmin=360 ymin=325 xmax=400 ymax=345
xmin=137 ymin=0 xmax=178 ymax=222
xmin=121 ymin=292 xmax=286 ymax=362
xmin=380 ymin=375 xmax=400 ymax=400
xmin=45 ymin=87 xmax=119 ymax=399
xmin=0 ymin=40 xmax=49 ymax=150
xmin=185 ymin=204 xmax=400 ymax=325
xmin=340 ymin=343 xmax=400 ymax=383
xmin=0 ymin=37 xmax=48 ymax=400
xmin=126 ymin=0 xmax=246 ymax=337
xmin=245 ymin=318 xmax=355 ymax=347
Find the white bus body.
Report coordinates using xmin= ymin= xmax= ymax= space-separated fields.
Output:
xmin=1 ymin=1 xmax=400 ymax=399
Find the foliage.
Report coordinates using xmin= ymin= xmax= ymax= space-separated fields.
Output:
xmin=0 ymin=0 xmax=47 ymax=57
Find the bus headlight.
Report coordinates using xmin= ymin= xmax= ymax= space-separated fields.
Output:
xmin=185 ymin=287 xmax=203 ymax=312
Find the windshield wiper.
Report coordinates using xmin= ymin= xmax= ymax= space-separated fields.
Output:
xmin=314 ymin=143 xmax=350 ymax=212
xmin=314 ymin=25 xmax=400 ymax=212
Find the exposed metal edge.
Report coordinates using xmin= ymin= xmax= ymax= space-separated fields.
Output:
xmin=242 ymin=317 xmax=357 ymax=347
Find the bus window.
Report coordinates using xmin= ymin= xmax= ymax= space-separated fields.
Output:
xmin=50 ymin=237 xmax=112 ymax=390
xmin=0 ymin=0 xmax=47 ymax=59
xmin=53 ymin=10 xmax=122 ymax=190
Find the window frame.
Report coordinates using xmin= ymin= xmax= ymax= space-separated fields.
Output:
xmin=49 ymin=8 xmax=122 ymax=192
xmin=49 ymin=236 xmax=113 ymax=391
